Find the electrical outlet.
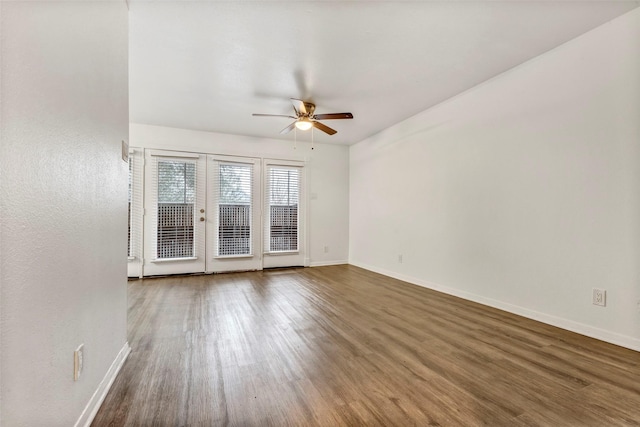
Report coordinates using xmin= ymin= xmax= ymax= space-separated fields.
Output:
xmin=74 ymin=344 xmax=84 ymax=381
xmin=592 ymin=288 xmax=606 ymax=307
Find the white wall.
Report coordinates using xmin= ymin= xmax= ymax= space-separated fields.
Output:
xmin=130 ymin=123 xmax=350 ymax=268
xmin=350 ymin=8 xmax=640 ymax=351
xmin=1 ymin=2 xmax=129 ymax=426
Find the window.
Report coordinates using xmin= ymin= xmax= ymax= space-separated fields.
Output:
xmin=156 ymin=160 xmax=196 ymax=258
xmin=217 ymin=164 xmax=252 ymax=256
xmin=265 ymin=167 xmax=299 ymax=252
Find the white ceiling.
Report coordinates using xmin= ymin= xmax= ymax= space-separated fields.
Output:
xmin=129 ymin=1 xmax=639 ymax=145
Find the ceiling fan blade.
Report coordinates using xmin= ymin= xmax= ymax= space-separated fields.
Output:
xmin=280 ymin=122 xmax=296 ymax=134
xmin=312 ymin=121 xmax=337 ymax=135
xmin=253 ymin=113 xmax=296 ymax=118
xmin=312 ymin=113 xmax=353 ymax=120
xmin=290 ymin=98 xmax=307 ymax=115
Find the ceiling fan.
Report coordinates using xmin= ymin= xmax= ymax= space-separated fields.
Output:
xmin=253 ymin=98 xmax=353 ymax=136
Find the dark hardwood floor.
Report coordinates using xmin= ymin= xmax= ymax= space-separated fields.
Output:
xmin=92 ymin=265 xmax=640 ymax=426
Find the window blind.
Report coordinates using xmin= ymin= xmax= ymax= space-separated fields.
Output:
xmin=214 ymin=163 xmax=253 ymax=256
xmin=264 ymin=167 xmax=299 ymax=252
xmin=156 ymin=159 xmax=196 ymax=259
xmin=127 ymin=150 xmax=144 ymax=262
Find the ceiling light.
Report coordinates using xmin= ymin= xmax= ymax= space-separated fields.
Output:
xmin=295 ymin=119 xmax=313 ymax=131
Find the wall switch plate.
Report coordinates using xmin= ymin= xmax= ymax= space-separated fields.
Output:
xmin=324 ymin=246 xmax=329 ymax=253
xmin=398 ymin=254 xmax=403 ymax=264
xmin=592 ymin=288 xmax=606 ymax=307
xmin=74 ymin=344 xmax=84 ymax=381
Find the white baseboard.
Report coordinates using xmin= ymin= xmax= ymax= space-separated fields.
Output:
xmin=74 ymin=342 xmax=131 ymax=427
xmin=350 ymin=260 xmax=640 ymax=353
xmin=309 ymin=260 xmax=348 ymax=267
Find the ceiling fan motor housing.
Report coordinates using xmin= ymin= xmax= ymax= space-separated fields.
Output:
xmin=299 ymin=101 xmax=315 ymax=116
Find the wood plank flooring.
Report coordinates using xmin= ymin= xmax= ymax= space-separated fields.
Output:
xmin=92 ymin=265 xmax=640 ymax=426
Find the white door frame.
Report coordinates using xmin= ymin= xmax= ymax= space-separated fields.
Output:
xmin=132 ymin=149 xmax=308 ymax=276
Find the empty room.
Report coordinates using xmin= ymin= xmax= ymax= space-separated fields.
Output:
xmin=1 ymin=1 xmax=640 ymax=426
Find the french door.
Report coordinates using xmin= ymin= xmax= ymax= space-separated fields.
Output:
xmin=139 ymin=150 xmax=305 ymax=276
xmin=143 ymin=150 xmax=206 ymax=276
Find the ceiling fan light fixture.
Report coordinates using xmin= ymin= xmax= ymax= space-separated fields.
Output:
xmin=295 ymin=119 xmax=313 ymax=131
xmin=254 ymin=98 xmax=350 ymax=136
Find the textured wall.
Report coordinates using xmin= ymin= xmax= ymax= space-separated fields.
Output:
xmin=0 ymin=2 xmax=129 ymax=425
xmin=350 ymin=9 xmax=640 ymax=350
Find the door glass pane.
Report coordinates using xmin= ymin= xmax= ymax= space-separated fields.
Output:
xmin=157 ymin=160 xmax=196 ymax=258
xmin=218 ymin=164 xmax=252 ymax=255
xmin=268 ymin=168 xmax=299 ymax=252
